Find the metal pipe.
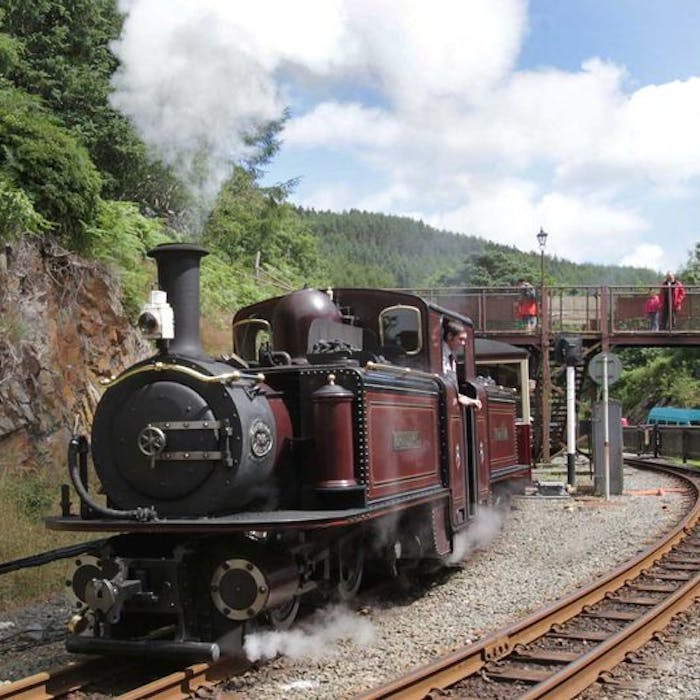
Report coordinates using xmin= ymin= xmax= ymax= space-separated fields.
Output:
xmin=66 ymin=636 xmax=221 ymax=662
xmin=68 ymin=436 xmax=158 ymax=522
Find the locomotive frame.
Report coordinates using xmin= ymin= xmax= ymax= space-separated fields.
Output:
xmin=47 ymin=243 xmax=531 ymax=661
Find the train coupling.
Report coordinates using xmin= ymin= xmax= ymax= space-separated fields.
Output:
xmin=84 ymin=577 xmax=143 ymax=624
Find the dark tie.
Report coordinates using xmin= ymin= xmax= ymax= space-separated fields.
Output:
xmin=449 ymin=353 xmax=455 ymax=369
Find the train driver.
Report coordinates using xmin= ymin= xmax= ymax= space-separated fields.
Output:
xmin=442 ymin=320 xmax=482 ymax=410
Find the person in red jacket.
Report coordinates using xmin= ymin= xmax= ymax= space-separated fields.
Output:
xmin=659 ymin=271 xmax=686 ymax=330
xmin=515 ymin=279 xmax=538 ymax=332
xmin=644 ymin=291 xmax=660 ymax=331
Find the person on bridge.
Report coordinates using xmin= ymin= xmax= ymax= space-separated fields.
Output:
xmin=659 ymin=271 xmax=686 ymax=331
xmin=515 ymin=279 xmax=538 ymax=332
xmin=644 ymin=291 xmax=660 ymax=331
xmin=442 ymin=320 xmax=482 ymax=410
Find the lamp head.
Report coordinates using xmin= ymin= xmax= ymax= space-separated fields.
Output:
xmin=537 ymin=227 xmax=548 ymax=250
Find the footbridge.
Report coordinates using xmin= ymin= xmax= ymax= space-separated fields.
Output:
xmin=411 ymin=285 xmax=700 ymax=461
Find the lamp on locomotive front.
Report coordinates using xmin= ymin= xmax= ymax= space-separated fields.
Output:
xmin=137 ymin=290 xmax=174 ymax=341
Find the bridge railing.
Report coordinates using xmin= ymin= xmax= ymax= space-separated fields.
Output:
xmin=408 ymin=285 xmax=700 ymax=335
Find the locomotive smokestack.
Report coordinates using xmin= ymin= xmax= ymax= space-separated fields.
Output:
xmin=148 ymin=242 xmax=208 ymax=357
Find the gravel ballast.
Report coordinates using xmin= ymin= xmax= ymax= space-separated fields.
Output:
xmin=227 ymin=464 xmax=693 ymax=698
xmin=0 ymin=464 xmax=696 ymax=698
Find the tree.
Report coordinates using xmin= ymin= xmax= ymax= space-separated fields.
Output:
xmin=0 ymin=86 xmax=101 ymax=248
xmin=203 ymin=116 xmax=322 ymax=287
xmin=204 ymin=166 xmax=321 ymax=285
xmin=2 ymin=0 xmax=189 ymax=217
xmin=681 ymin=242 xmax=700 ymax=284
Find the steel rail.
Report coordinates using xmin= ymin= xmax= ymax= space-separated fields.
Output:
xmin=115 ymin=659 xmax=246 ymax=700
xmin=0 ymin=657 xmax=249 ymax=700
xmin=355 ymin=459 xmax=700 ymax=699
xmin=0 ymin=658 xmax=121 ymax=699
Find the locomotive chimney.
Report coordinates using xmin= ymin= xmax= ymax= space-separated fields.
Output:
xmin=148 ymin=242 xmax=208 ymax=357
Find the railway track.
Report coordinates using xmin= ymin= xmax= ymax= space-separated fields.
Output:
xmin=1 ymin=459 xmax=694 ymax=699
xmin=357 ymin=458 xmax=700 ymax=699
xmin=0 ymin=656 xmax=248 ymax=699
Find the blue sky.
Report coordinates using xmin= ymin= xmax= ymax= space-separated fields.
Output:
xmin=112 ymin=1 xmax=700 ymax=273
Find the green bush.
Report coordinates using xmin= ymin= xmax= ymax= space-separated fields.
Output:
xmin=85 ymin=200 xmax=170 ymax=317
xmin=0 ymin=86 xmax=102 ymax=248
xmin=0 ymin=173 xmax=50 ymax=241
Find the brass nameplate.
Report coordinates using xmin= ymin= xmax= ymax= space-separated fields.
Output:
xmin=392 ymin=430 xmax=423 ymax=451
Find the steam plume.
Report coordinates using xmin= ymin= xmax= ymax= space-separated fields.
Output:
xmin=244 ymin=604 xmax=375 ymax=662
xmin=447 ymin=507 xmax=503 ymax=564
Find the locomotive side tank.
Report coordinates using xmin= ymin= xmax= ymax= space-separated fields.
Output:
xmin=47 ymin=243 xmax=531 ymax=661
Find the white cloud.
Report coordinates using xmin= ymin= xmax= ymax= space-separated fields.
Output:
xmin=619 ymin=244 xmax=666 ymax=272
xmin=424 ymin=183 xmax=649 ymax=265
xmin=110 ymin=0 xmax=700 ymax=269
xmin=283 ymin=102 xmax=399 ymax=150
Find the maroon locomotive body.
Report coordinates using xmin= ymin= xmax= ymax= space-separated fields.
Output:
xmin=47 ymin=243 xmax=531 ymax=661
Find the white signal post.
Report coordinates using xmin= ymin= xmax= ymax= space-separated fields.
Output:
xmin=602 ymin=353 xmax=610 ymax=500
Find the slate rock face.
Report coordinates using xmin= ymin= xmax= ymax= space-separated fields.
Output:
xmin=0 ymin=238 xmax=148 ymax=473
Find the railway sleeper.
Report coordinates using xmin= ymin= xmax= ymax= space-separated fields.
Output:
xmin=511 ymin=648 xmax=580 ymax=663
xmin=582 ymin=609 xmax=640 ymax=621
xmin=545 ymin=629 xmax=611 ymax=642
xmin=628 ymin=582 xmax=679 ymax=593
xmin=612 ymin=595 xmax=663 ymax=606
xmin=483 ymin=662 xmax=552 ymax=683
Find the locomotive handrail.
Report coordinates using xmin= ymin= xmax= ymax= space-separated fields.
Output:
xmin=364 ymin=360 xmax=436 ymax=380
xmin=99 ymin=361 xmax=263 ymax=388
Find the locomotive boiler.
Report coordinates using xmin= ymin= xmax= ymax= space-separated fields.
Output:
xmin=47 ymin=242 xmax=531 ymax=661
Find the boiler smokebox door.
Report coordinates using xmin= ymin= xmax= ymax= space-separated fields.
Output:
xmin=111 ymin=381 xmax=220 ymax=500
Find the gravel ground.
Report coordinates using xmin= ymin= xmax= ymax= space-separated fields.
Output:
xmin=224 ymin=463 xmax=695 ymax=699
xmin=0 ymin=462 xmax=696 ymax=698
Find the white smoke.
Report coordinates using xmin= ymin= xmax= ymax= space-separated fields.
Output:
xmin=243 ymin=604 xmax=375 ymax=662
xmin=110 ymin=0 xmax=288 ymax=221
xmin=108 ymin=0 xmax=524 ymax=230
xmin=446 ymin=507 xmax=504 ymax=564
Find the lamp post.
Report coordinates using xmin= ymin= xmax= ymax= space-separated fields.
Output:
xmin=537 ymin=227 xmax=551 ymax=464
xmin=537 ymin=227 xmax=548 ymax=290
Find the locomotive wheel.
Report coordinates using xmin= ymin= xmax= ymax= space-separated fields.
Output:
xmin=267 ymin=595 xmax=300 ymax=631
xmin=336 ymin=544 xmax=365 ymax=601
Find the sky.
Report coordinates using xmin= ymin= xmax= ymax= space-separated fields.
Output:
xmin=110 ymin=0 xmax=700 ymax=273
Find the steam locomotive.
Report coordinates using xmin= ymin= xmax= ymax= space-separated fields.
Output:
xmin=47 ymin=243 xmax=531 ymax=661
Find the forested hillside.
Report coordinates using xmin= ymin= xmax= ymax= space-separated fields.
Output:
xmin=302 ymin=209 xmax=660 ymax=289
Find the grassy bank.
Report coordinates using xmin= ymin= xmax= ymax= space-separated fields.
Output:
xmin=0 ymin=468 xmax=85 ymax=611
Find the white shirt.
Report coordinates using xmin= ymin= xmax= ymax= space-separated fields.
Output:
xmin=442 ymin=341 xmax=457 ymax=375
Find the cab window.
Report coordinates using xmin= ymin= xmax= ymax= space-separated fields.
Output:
xmin=378 ymin=305 xmax=422 ymax=355
xmin=232 ymin=319 xmax=271 ymax=363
